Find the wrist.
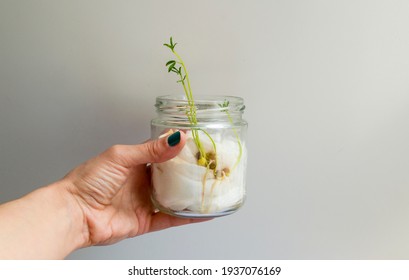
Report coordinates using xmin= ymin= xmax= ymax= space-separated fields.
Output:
xmin=0 ymin=180 xmax=89 ymax=259
xmin=29 ymin=180 xmax=89 ymax=258
xmin=51 ymin=179 xmax=90 ymax=253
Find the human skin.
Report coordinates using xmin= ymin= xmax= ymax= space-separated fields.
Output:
xmin=0 ymin=131 xmax=205 ymax=259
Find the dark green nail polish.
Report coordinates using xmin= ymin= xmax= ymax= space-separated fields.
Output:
xmin=167 ymin=131 xmax=181 ymax=147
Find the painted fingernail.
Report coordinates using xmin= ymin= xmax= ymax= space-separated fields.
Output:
xmin=167 ymin=131 xmax=181 ymax=147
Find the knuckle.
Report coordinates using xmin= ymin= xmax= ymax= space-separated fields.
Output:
xmin=106 ymin=144 xmax=125 ymax=159
xmin=146 ymin=141 xmax=162 ymax=162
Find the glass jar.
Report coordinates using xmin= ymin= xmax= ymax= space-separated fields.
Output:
xmin=151 ymin=95 xmax=248 ymax=218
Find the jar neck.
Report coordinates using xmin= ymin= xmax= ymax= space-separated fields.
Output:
xmin=155 ymin=95 xmax=245 ymax=124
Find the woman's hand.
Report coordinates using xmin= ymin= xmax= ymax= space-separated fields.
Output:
xmin=64 ymin=130 xmax=202 ymax=246
xmin=0 ymin=131 xmax=207 ymax=259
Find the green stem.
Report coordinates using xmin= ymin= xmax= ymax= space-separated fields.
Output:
xmin=173 ymin=49 xmax=207 ymax=159
xmin=173 ymin=50 xmax=194 ymax=104
xmin=199 ymin=128 xmax=218 ymax=171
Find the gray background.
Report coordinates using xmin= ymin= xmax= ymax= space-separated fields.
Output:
xmin=1 ymin=0 xmax=409 ymax=259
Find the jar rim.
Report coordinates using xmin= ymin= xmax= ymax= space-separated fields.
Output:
xmin=155 ymin=95 xmax=245 ymax=117
xmin=156 ymin=95 xmax=244 ymax=106
xmin=153 ymin=95 xmax=246 ymax=126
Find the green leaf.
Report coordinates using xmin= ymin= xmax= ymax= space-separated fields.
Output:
xmin=167 ymin=37 xmax=177 ymax=50
xmin=166 ymin=60 xmax=176 ymax=72
xmin=218 ymin=100 xmax=230 ymax=112
xmin=164 ymin=37 xmax=177 ymax=50
xmin=166 ymin=60 xmax=175 ymax=66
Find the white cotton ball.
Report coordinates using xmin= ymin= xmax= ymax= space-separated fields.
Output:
xmin=152 ymin=131 xmax=246 ymax=215
xmin=176 ymin=136 xmax=199 ymax=164
xmin=152 ymin=158 xmax=204 ymax=211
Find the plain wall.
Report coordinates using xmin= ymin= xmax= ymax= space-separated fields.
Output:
xmin=1 ymin=0 xmax=409 ymax=259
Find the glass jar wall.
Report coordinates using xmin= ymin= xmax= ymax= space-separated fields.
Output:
xmin=151 ymin=95 xmax=248 ymax=218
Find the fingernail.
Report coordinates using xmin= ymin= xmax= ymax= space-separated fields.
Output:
xmin=167 ymin=131 xmax=181 ymax=147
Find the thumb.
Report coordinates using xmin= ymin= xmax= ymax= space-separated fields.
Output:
xmin=104 ymin=130 xmax=186 ymax=168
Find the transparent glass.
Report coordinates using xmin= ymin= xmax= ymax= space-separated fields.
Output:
xmin=151 ymin=95 xmax=248 ymax=218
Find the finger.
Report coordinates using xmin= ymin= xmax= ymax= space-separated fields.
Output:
xmin=102 ymin=130 xmax=186 ymax=168
xmin=148 ymin=212 xmax=212 ymax=233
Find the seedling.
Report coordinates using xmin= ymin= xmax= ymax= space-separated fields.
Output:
xmin=218 ymin=100 xmax=243 ymax=171
xmin=164 ymin=37 xmax=242 ymax=176
xmin=164 ymin=37 xmax=216 ymax=169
